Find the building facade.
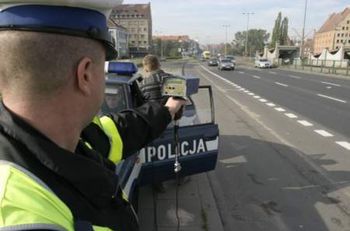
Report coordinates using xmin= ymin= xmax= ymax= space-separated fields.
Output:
xmin=108 ymin=19 xmax=129 ymax=59
xmin=313 ymin=8 xmax=350 ymax=54
xmin=111 ymin=3 xmax=152 ymax=57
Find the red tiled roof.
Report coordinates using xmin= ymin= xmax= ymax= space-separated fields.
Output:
xmin=153 ymin=35 xmax=190 ymax=41
xmin=318 ymin=8 xmax=350 ymax=33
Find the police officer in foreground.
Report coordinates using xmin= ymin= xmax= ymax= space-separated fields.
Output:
xmin=0 ymin=1 xmax=185 ymax=230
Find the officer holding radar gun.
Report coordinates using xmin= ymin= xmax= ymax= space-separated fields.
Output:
xmin=0 ymin=1 xmax=185 ymax=231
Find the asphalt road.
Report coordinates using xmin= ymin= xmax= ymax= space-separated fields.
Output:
xmin=180 ymin=60 xmax=350 ymax=231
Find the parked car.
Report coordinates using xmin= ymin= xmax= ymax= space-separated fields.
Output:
xmin=255 ymin=58 xmax=272 ymax=68
xmin=102 ymin=62 xmax=219 ymax=210
xmin=207 ymin=58 xmax=219 ymax=66
xmin=218 ymin=58 xmax=235 ymax=70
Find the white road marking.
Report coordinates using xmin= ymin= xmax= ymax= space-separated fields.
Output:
xmin=269 ymin=71 xmax=277 ymax=75
xmin=239 ymin=71 xmax=245 ymax=74
xmin=289 ymin=75 xmax=301 ymax=79
xmin=314 ymin=130 xmax=334 ymax=137
xmin=298 ymin=120 xmax=313 ymax=127
xmin=266 ymin=103 xmax=276 ymax=107
xmin=253 ymin=96 xmax=261 ymax=99
xmin=336 ymin=141 xmax=350 ymax=151
xmin=321 ymin=81 xmax=341 ymax=87
xmin=216 ymin=86 xmax=227 ymax=93
xmin=248 ymin=93 xmax=255 ymax=96
xmin=243 ymin=90 xmax=249 ymax=93
xmin=326 ymin=86 xmax=332 ymax=89
xmin=317 ymin=94 xmax=347 ymax=103
xmin=252 ymin=75 xmax=261 ymax=79
xmin=285 ymin=113 xmax=298 ymax=119
xmin=275 ymin=82 xmax=288 ymax=87
xmin=259 ymin=99 xmax=268 ymax=102
xmin=275 ymin=107 xmax=286 ymax=112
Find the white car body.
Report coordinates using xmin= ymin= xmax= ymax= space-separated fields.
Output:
xmin=255 ymin=59 xmax=272 ymax=68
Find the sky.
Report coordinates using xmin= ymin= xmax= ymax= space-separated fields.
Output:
xmin=122 ymin=0 xmax=350 ymax=45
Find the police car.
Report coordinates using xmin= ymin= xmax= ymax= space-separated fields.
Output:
xmin=102 ymin=62 xmax=219 ymax=208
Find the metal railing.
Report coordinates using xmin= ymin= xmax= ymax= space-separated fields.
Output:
xmin=277 ymin=58 xmax=350 ymax=77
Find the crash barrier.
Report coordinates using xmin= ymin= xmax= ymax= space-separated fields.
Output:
xmin=276 ymin=58 xmax=350 ymax=77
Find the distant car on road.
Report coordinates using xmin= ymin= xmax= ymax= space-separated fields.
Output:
xmin=218 ymin=58 xmax=235 ymax=70
xmin=225 ymin=55 xmax=236 ymax=64
xmin=255 ymin=58 xmax=272 ymax=68
xmin=207 ymin=58 xmax=219 ymax=66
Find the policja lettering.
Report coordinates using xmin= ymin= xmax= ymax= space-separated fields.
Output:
xmin=146 ymin=138 xmax=207 ymax=162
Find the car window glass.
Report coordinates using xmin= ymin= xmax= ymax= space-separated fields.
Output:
xmin=189 ymin=88 xmax=213 ymax=124
xmin=101 ymin=85 xmax=127 ymax=115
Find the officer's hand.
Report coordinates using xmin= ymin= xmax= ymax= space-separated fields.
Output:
xmin=165 ymin=97 xmax=186 ymax=120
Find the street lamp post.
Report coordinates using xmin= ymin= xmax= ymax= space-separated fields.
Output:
xmin=155 ymin=30 xmax=163 ymax=58
xmin=242 ymin=12 xmax=254 ymax=57
xmin=300 ymin=0 xmax=308 ymax=58
xmin=223 ymin=25 xmax=230 ymax=56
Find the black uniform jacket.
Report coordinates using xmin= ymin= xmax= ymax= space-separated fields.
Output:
xmin=0 ymin=101 xmax=171 ymax=231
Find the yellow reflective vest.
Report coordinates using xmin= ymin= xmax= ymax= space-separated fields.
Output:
xmin=92 ymin=116 xmax=123 ymax=163
xmin=0 ymin=161 xmax=113 ymax=231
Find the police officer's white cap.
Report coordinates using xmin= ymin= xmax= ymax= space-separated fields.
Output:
xmin=0 ymin=0 xmax=123 ymax=60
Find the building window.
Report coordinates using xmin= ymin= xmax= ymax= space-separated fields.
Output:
xmin=342 ymin=33 xmax=344 ymax=37
xmin=343 ymin=27 xmax=345 ymax=30
xmin=131 ymin=41 xmax=135 ymax=43
xmin=337 ymin=39 xmax=339 ymax=43
xmin=144 ymin=41 xmax=147 ymax=44
xmin=338 ymin=33 xmax=340 ymax=37
xmin=348 ymin=20 xmax=350 ymax=24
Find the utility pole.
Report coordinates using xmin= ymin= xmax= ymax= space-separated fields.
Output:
xmin=222 ymin=25 xmax=230 ymax=56
xmin=242 ymin=12 xmax=254 ymax=57
xmin=300 ymin=0 xmax=308 ymax=58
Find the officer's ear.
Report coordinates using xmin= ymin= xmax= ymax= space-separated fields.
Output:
xmin=76 ymin=57 xmax=94 ymax=96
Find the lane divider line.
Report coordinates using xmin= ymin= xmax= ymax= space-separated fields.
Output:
xmin=269 ymin=71 xmax=277 ymax=75
xmin=285 ymin=113 xmax=298 ymax=119
xmin=298 ymin=120 xmax=313 ymax=127
xmin=275 ymin=82 xmax=288 ymax=87
xmin=321 ymin=81 xmax=341 ymax=87
xmin=252 ymin=75 xmax=261 ymax=79
xmin=289 ymin=75 xmax=301 ymax=79
xmin=253 ymin=96 xmax=261 ymax=99
xmin=266 ymin=103 xmax=276 ymax=107
xmin=314 ymin=130 xmax=334 ymax=137
xmin=259 ymin=99 xmax=268 ymax=102
xmin=336 ymin=141 xmax=350 ymax=151
xmin=317 ymin=94 xmax=347 ymax=104
xmin=275 ymin=107 xmax=286 ymax=112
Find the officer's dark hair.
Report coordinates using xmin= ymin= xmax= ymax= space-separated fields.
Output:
xmin=0 ymin=31 xmax=104 ymax=98
xmin=142 ymin=54 xmax=160 ymax=72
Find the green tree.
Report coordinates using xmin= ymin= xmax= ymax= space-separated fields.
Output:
xmin=271 ymin=12 xmax=282 ymax=48
xmin=280 ymin=17 xmax=289 ymax=45
xmin=271 ymin=12 xmax=289 ymax=47
xmin=232 ymin=29 xmax=269 ymax=56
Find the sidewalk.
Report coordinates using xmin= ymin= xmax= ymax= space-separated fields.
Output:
xmin=138 ymin=173 xmax=224 ymax=231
